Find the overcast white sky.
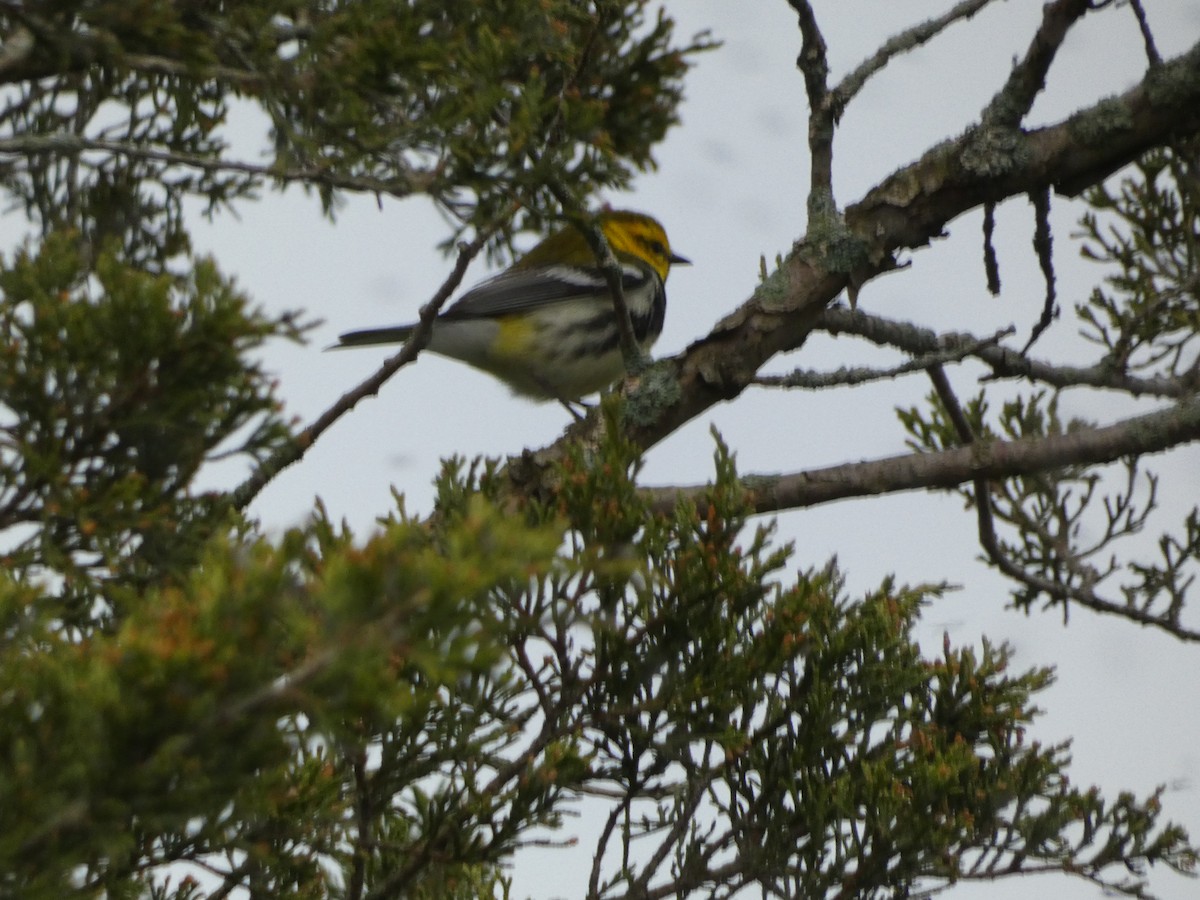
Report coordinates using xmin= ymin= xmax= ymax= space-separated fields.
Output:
xmin=181 ymin=2 xmax=1200 ymax=897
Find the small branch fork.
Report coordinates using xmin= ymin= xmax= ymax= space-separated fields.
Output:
xmin=1023 ymin=187 xmax=1057 ymax=353
xmin=789 ymin=0 xmax=1001 ymax=223
xmin=815 ymin=307 xmax=1190 ymax=398
xmin=789 ymin=0 xmax=835 ymax=221
xmin=923 ymin=366 xmax=1200 ymax=642
xmin=753 ymin=326 xmax=1014 ymax=390
xmin=981 ymin=0 xmax=1092 ymax=128
xmin=1127 ymin=0 xmax=1162 ymax=68
xmin=830 ymin=0 xmax=998 ymax=112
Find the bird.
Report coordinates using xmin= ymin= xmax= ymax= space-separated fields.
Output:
xmin=333 ymin=210 xmax=688 ymax=404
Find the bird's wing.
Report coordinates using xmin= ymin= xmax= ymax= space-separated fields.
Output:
xmin=441 ymin=262 xmax=653 ymax=319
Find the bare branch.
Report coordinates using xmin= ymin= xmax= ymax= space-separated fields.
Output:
xmin=927 ymin=364 xmax=975 ymax=444
xmin=121 ymin=52 xmax=266 ymax=87
xmin=1022 ymin=187 xmax=1057 ymax=353
xmin=0 ymin=132 xmax=434 ymax=199
xmin=831 ymin=0 xmax=999 ymax=110
xmin=788 ymin=0 xmax=835 ymax=220
xmin=552 ymin=190 xmax=645 ymax=380
xmin=981 ymin=0 xmax=1091 ymax=128
xmin=1128 ymin=0 xmax=1162 ymax=68
xmin=818 ymin=307 xmax=1190 ymax=399
xmin=983 ymin=201 xmax=1001 ymax=295
xmin=348 ymin=746 xmax=372 ymax=900
xmin=232 ymin=226 xmax=498 ymax=510
xmin=508 ymin=38 xmax=1200 ymax=500
xmin=753 ymin=327 xmax=1013 ymax=389
xmin=643 ymin=389 xmax=1200 ymax=641
xmin=642 ymin=391 xmax=1200 ymax=517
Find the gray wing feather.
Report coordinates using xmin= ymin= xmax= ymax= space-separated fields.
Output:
xmin=441 ymin=263 xmax=651 ymax=319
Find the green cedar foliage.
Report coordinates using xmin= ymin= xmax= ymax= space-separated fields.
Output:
xmin=898 ymin=143 xmax=1200 ymax=635
xmin=2 ymin=401 xmax=1193 ymax=897
xmin=1077 ymin=143 xmax=1200 ymax=376
xmin=0 ymin=1 xmax=713 ymax=262
xmin=0 ymin=4 xmax=1195 ymax=899
xmin=0 ymin=232 xmax=303 ymax=630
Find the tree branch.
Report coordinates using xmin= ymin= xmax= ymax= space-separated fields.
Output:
xmin=926 ymin=364 xmax=1199 ymax=642
xmin=231 ymin=227 xmax=497 ymax=510
xmin=549 ymin=185 xmax=645 ymax=380
xmin=789 ymin=1 xmax=835 ymax=221
xmin=1128 ymin=0 xmax=1162 ymax=68
xmin=0 ymin=132 xmax=434 ymax=199
xmin=830 ymin=0 xmax=999 ymax=111
xmin=507 ymin=36 xmax=1200 ymax=499
xmin=817 ymin=307 xmax=1191 ymax=398
xmin=643 ymin=391 xmax=1200 ymax=517
xmin=753 ymin=326 xmax=1014 ymax=389
xmin=982 ymin=201 xmax=1001 ymax=294
xmin=0 ymin=4 xmax=286 ymax=87
xmin=644 ymin=390 xmax=1200 ymax=641
xmin=1022 ymin=187 xmax=1057 ymax=352
xmin=981 ymin=0 xmax=1091 ymax=128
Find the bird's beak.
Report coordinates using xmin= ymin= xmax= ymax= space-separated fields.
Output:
xmin=669 ymin=252 xmax=691 ymax=265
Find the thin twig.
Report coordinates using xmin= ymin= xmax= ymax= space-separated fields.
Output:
xmin=122 ymin=52 xmax=267 ymax=87
xmin=981 ymin=0 xmax=1091 ymax=128
xmin=754 ymin=326 xmax=1014 ymax=389
xmin=830 ymin=0 xmax=998 ymax=111
xmin=545 ymin=179 xmax=644 ymax=376
xmin=643 ymin=392 xmax=1200 ymax=523
xmin=926 ymin=364 xmax=1010 ymax=613
xmin=817 ymin=307 xmax=1188 ymax=398
xmin=0 ymin=132 xmax=433 ymax=198
xmin=576 ymin=215 xmax=643 ymax=374
xmin=231 ymin=227 xmax=496 ymax=511
xmin=789 ymin=0 xmax=835 ymax=221
xmin=1128 ymin=0 xmax=1162 ymax=68
xmin=348 ymin=745 xmax=372 ymax=900
xmin=628 ymin=765 xmax=719 ymax=899
xmin=924 ymin=371 xmax=980 ymax=436
xmin=589 ymin=781 xmax=639 ymax=898
xmin=1023 ymin=187 xmax=1057 ymax=353
xmin=207 ymin=861 xmax=254 ymax=900
xmin=982 ymin=201 xmax=1001 ymax=295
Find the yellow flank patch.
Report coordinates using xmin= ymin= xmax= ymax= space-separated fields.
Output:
xmin=492 ymin=315 xmax=536 ymax=362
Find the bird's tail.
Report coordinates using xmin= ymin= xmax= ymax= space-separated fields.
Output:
xmin=332 ymin=325 xmax=415 ymax=348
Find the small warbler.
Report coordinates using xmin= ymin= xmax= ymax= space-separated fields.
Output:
xmin=334 ymin=210 xmax=688 ymax=402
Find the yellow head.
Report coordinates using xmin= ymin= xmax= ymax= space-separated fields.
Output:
xmin=516 ymin=210 xmax=688 ymax=281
